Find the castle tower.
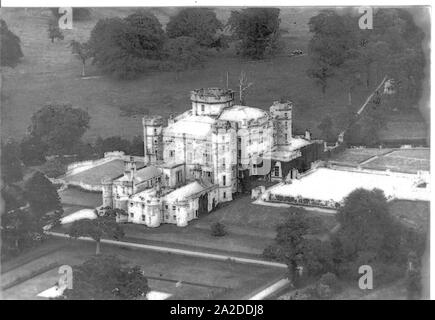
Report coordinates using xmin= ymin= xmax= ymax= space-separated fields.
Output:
xmin=101 ymin=177 xmax=113 ymax=208
xmin=190 ymin=88 xmax=235 ymax=116
xmin=212 ymin=120 xmax=237 ymax=202
xmin=143 ymin=115 xmax=163 ymax=165
xmin=123 ymin=157 xmax=137 ymax=181
xmin=270 ymin=100 xmax=293 ymax=146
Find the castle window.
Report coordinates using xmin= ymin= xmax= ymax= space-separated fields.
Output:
xmin=130 ymin=202 xmax=133 ymax=207
xmin=169 ymin=150 xmax=175 ymax=157
xmin=201 ymin=104 xmax=205 ymax=112
xmin=130 ymin=212 xmax=134 ymax=218
xmin=223 ymin=192 xmax=226 ymax=199
xmin=172 ymin=206 xmax=176 ymax=211
xmin=154 ymin=128 xmax=157 ymax=134
xmin=274 ymin=166 xmax=280 ymax=177
xmin=285 ymin=122 xmax=288 ymax=128
xmin=142 ymin=204 xmax=145 ymax=209
xmin=176 ymin=170 xmax=182 ymax=183
xmin=284 ymin=113 xmax=288 ymax=117
xmin=141 ymin=214 xmax=145 ymax=221
xmin=285 ymin=134 xmax=288 ymax=140
xmin=222 ymin=175 xmax=226 ymax=186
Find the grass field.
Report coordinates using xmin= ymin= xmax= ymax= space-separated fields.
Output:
xmin=329 ymin=147 xmax=430 ymax=173
xmin=361 ymin=149 xmax=430 ymax=173
xmin=389 ymin=200 xmax=430 ymax=231
xmin=1 ymin=239 xmax=284 ymax=300
xmin=1 ymin=7 xmax=427 ymax=145
xmin=329 ymin=148 xmax=393 ymax=165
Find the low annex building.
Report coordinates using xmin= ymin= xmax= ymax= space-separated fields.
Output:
xmin=99 ymin=87 xmax=320 ymax=227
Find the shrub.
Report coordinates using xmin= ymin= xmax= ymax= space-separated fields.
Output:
xmin=211 ymin=222 xmax=227 ymax=237
xmin=316 ymin=272 xmax=341 ymax=299
xmin=262 ymin=244 xmax=283 ymax=261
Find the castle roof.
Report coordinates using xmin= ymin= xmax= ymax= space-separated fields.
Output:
xmin=165 ymin=180 xmax=216 ymax=203
xmin=218 ymin=105 xmax=268 ymax=122
xmin=115 ymin=165 xmax=161 ymax=183
xmin=164 ymin=114 xmax=216 ymax=137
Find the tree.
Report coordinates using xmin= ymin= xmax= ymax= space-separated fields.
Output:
xmin=211 ymin=222 xmax=227 ymax=237
xmin=160 ymin=36 xmax=204 ymax=78
xmin=1 ymin=208 xmax=42 ymax=257
xmin=28 ymin=104 xmax=90 ymax=155
xmin=166 ymin=8 xmax=223 ymax=48
xmin=0 ymin=19 xmax=23 ymax=67
xmin=72 ymin=8 xmax=92 ymax=21
xmin=307 ymin=10 xmax=356 ymax=93
xmin=123 ymin=11 xmax=166 ymax=60
xmin=335 ymin=56 xmax=364 ymax=106
xmin=89 ymin=11 xmax=165 ymax=79
xmin=19 ymin=135 xmax=48 ymax=166
xmin=24 ymin=171 xmax=62 ymax=220
xmin=1 ymin=139 xmax=23 ymax=183
xmin=1 ymin=184 xmax=26 ymax=213
xmin=228 ymin=8 xmax=281 ymax=59
xmin=271 ymin=211 xmax=333 ymax=282
xmin=238 ymin=71 xmax=253 ymax=105
xmin=68 ymin=211 xmax=124 ymax=255
xmin=60 ymin=255 xmax=149 ymax=300
xmin=306 ymin=62 xmax=334 ymax=95
xmin=317 ymin=116 xmax=335 ymax=143
xmin=333 ymin=189 xmax=401 ymax=265
xmin=48 ymin=18 xmax=64 ymax=43
xmin=70 ymin=40 xmax=92 ymax=77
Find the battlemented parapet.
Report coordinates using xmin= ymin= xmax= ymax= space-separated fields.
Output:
xmin=190 ymin=88 xmax=235 ymax=116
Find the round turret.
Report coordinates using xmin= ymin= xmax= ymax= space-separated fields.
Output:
xmin=190 ymin=88 xmax=235 ymax=116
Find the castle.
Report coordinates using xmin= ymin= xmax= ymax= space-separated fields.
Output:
xmin=102 ymin=87 xmax=318 ymax=227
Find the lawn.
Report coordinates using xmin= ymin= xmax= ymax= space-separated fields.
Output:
xmin=1 ymin=8 xmax=427 ymax=146
xmin=197 ymin=194 xmax=337 ymax=234
xmin=1 ymin=239 xmax=285 ymax=300
xmin=361 ymin=149 xmax=430 ymax=173
xmin=328 ymin=148 xmax=393 ymax=165
xmin=389 ymin=199 xmax=430 ymax=231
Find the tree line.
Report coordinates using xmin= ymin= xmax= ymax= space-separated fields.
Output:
xmin=264 ymin=188 xmax=426 ymax=299
xmin=1 ymin=8 xmax=283 ymax=78
xmin=307 ymin=8 xmax=426 ymax=145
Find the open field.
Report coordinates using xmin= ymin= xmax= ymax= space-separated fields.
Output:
xmin=1 ymin=8 xmax=428 ymax=145
xmin=328 ymin=147 xmax=430 ymax=173
xmin=389 ymin=200 xmax=430 ymax=231
xmin=361 ymin=148 xmax=430 ymax=173
xmin=1 ymin=239 xmax=284 ymax=300
xmin=329 ymin=148 xmax=393 ymax=165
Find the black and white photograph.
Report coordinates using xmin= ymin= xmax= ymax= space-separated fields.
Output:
xmin=0 ymin=1 xmax=431 ymax=304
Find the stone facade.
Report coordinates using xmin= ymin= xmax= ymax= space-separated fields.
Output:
xmin=102 ymin=87 xmax=316 ymax=227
